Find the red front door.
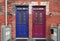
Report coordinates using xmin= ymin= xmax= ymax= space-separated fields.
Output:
xmin=32 ymin=6 xmax=46 ymax=38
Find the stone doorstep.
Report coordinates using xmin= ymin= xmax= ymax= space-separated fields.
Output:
xmin=15 ymin=39 xmax=47 ymax=41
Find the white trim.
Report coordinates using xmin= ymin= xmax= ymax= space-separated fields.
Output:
xmin=29 ymin=2 xmax=38 ymax=14
xmin=5 ymin=0 xmax=7 ymax=26
xmin=16 ymin=38 xmax=29 ymax=39
xmin=32 ymin=38 xmax=46 ymax=39
xmin=11 ymin=2 xmax=21 ymax=15
xmin=40 ymin=1 xmax=49 ymax=15
xmin=31 ymin=2 xmax=38 ymax=6
xmin=11 ymin=2 xmax=21 ymax=5
xmin=23 ymin=2 xmax=30 ymax=5
xmin=29 ymin=3 xmax=32 ymax=14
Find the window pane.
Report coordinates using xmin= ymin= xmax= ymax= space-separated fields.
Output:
xmin=34 ymin=12 xmax=38 ymax=24
xmin=40 ymin=13 xmax=43 ymax=24
xmin=0 ymin=6 xmax=2 ymax=13
xmin=23 ymin=12 xmax=26 ymax=24
xmin=18 ymin=12 xmax=22 ymax=24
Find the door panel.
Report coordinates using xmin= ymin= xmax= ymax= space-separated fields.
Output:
xmin=32 ymin=6 xmax=46 ymax=38
xmin=16 ymin=6 xmax=29 ymax=37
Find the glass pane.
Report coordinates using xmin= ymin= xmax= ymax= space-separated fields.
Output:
xmin=35 ymin=19 xmax=38 ymax=24
xmin=34 ymin=12 xmax=38 ymax=24
xmin=35 ymin=13 xmax=38 ymax=17
xmin=23 ymin=12 xmax=26 ymax=24
xmin=0 ymin=6 xmax=2 ymax=13
xmin=40 ymin=13 xmax=43 ymax=24
xmin=0 ymin=6 xmax=2 ymax=12
xmin=18 ymin=12 xmax=22 ymax=24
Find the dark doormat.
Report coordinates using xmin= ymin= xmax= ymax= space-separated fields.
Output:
xmin=16 ymin=39 xmax=27 ymax=41
xmin=7 ymin=39 xmax=13 ymax=41
xmin=36 ymin=39 xmax=46 ymax=41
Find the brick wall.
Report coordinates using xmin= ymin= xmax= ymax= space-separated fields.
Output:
xmin=0 ymin=0 xmax=5 ymax=41
xmin=0 ymin=0 xmax=60 ymax=41
xmin=49 ymin=0 xmax=60 ymax=12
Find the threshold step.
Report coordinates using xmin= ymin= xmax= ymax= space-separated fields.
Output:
xmin=16 ymin=39 xmax=27 ymax=41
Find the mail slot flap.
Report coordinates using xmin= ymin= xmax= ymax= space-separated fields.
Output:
xmin=16 ymin=5 xmax=29 ymax=10
xmin=32 ymin=6 xmax=45 ymax=10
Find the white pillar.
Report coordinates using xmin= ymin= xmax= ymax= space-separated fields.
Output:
xmin=5 ymin=0 xmax=7 ymax=26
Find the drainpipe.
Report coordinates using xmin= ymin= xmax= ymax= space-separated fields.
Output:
xmin=5 ymin=0 xmax=7 ymax=26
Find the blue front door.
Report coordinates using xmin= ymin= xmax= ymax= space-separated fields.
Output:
xmin=16 ymin=6 xmax=29 ymax=37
